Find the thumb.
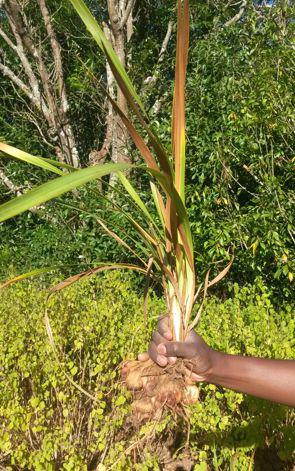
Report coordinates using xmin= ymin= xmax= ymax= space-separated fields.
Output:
xmin=159 ymin=341 xmax=196 ymax=359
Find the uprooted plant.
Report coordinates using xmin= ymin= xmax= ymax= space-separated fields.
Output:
xmin=0 ymin=0 xmax=232 ymax=420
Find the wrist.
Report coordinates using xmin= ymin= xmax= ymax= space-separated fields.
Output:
xmin=202 ymin=349 xmax=228 ymax=383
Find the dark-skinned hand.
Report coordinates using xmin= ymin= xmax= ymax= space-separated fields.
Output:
xmin=138 ymin=316 xmax=295 ymax=407
xmin=138 ymin=315 xmax=215 ymax=382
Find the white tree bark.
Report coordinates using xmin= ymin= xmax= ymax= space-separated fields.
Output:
xmin=224 ymin=0 xmax=247 ymax=27
xmin=0 ymin=0 xmax=80 ymax=167
xmin=102 ymin=0 xmax=136 ymax=190
xmin=0 ymin=168 xmax=22 ymax=196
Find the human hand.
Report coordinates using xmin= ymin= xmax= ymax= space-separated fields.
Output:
xmin=138 ymin=316 xmax=216 ymax=382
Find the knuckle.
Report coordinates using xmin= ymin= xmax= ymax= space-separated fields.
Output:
xmin=167 ymin=342 xmax=178 ymax=355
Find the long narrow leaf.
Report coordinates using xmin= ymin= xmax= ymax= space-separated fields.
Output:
xmin=188 ymin=269 xmax=210 ymax=331
xmin=79 ymin=37 xmax=173 ymax=180
xmin=144 ymin=257 xmax=154 ymax=326
xmin=207 ymin=257 xmax=233 ymax=288
xmin=105 ymin=90 xmax=160 ymax=173
xmin=0 ymin=267 xmax=56 ymax=289
xmin=44 ymin=304 xmax=98 ymax=401
xmin=149 ymin=169 xmax=194 ymax=267
xmin=150 ymin=182 xmax=165 ymax=230
xmin=172 ymin=0 xmax=189 ymax=202
xmin=96 ymin=216 xmax=148 ymax=267
xmin=0 ymin=142 xmax=64 ymax=175
xmin=118 ymin=172 xmax=156 ymax=225
xmin=0 ymin=163 xmax=131 ymax=222
xmin=38 ymin=158 xmax=75 ymax=172
xmin=69 ymin=0 xmax=145 ymax=114
xmin=56 ymin=200 xmax=152 ymax=265
xmin=50 ymin=263 xmax=148 ymax=293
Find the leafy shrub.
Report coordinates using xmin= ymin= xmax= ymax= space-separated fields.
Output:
xmin=0 ymin=273 xmax=294 ymax=470
xmin=184 ymin=3 xmax=295 ymax=301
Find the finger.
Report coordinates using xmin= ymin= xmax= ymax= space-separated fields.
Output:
xmin=184 ymin=366 xmax=205 ymax=382
xmin=148 ymin=341 xmax=168 ymax=367
xmin=158 ymin=341 xmax=196 ymax=359
xmin=148 ymin=342 xmax=168 ymax=366
xmin=158 ymin=316 xmax=173 ymax=340
xmin=152 ymin=331 xmax=167 ymax=346
xmin=138 ymin=352 xmax=149 ymax=362
xmin=156 ymin=341 xmax=176 ymax=363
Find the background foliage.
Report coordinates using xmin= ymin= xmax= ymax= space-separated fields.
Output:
xmin=0 ymin=1 xmax=294 ymax=468
xmin=0 ymin=273 xmax=294 ymax=470
xmin=0 ymin=0 xmax=294 ymax=301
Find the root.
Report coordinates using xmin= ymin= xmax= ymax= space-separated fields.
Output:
xmin=121 ymin=359 xmax=199 ymax=422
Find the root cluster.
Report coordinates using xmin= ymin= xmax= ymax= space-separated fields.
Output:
xmin=121 ymin=359 xmax=199 ymax=422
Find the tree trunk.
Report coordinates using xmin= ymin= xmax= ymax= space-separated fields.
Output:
xmin=0 ymin=0 xmax=80 ymax=167
xmin=99 ymin=0 xmax=135 ymax=190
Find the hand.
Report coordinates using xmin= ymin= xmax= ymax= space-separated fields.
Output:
xmin=138 ymin=316 xmax=216 ymax=382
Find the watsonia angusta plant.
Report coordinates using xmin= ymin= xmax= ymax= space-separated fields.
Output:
xmin=0 ymin=0 xmax=231 ymax=418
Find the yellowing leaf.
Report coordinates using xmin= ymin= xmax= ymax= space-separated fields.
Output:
xmin=249 ymin=240 xmax=259 ymax=255
xmin=282 ymin=253 xmax=288 ymax=262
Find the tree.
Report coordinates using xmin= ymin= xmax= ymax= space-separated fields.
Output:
xmin=0 ymin=0 xmax=80 ymax=168
xmin=90 ymin=0 xmax=135 ymax=170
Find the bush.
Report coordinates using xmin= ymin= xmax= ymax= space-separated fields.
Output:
xmin=0 ymin=273 xmax=294 ymax=470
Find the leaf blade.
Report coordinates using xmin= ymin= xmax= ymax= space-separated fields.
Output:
xmin=0 ymin=142 xmax=64 ymax=175
xmin=0 ymin=267 xmax=56 ymax=289
xmin=172 ymin=0 xmax=189 ymax=202
xmin=50 ymin=263 xmax=148 ymax=293
xmin=69 ymin=0 xmax=145 ymax=113
xmin=0 ymin=163 xmax=131 ymax=222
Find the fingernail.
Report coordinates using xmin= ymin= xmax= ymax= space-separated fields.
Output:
xmin=157 ymin=344 xmax=166 ymax=355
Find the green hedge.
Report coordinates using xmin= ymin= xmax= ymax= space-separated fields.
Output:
xmin=0 ymin=273 xmax=294 ymax=470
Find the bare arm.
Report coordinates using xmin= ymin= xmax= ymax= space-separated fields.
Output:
xmin=206 ymin=351 xmax=295 ymax=407
xmin=139 ymin=317 xmax=295 ymax=407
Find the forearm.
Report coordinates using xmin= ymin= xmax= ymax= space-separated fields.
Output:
xmin=206 ymin=352 xmax=295 ymax=407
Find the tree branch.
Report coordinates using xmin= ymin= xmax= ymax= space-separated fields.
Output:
xmin=36 ymin=0 xmax=67 ymax=111
xmin=90 ymin=22 xmax=115 ymax=166
xmin=4 ymin=1 xmax=48 ymax=115
xmin=0 ymin=167 xmax=22 ymax=196
xmin=142 ymin=20 xmax=173 ymax=91
xmin=224 ymin=0 xmax=247 ymax=27
xmin=0 ymin=60 xmax=32 ymax=99
xmin=121 ymin=0 xmax=136 ymax=29
xmin=0 ymin=0 xmax=79 ymax=167
xmin=107 ymin=0 xmax=119 ymax=33
xmin=0 ymin=25 xmax=17 ymax=52
xmin=158 ymin=20 xmax=173 ymax=63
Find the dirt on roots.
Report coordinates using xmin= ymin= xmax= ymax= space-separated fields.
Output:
xmin=121 ymin=358 xmax=199 ymax=422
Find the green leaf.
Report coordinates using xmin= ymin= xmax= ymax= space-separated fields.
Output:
xmin=69 ymin=0 xmax=145 ymax=113
xmin=150 ymin=182 xmax=165 ymax=230
xmin=0 ymin=142 xmax=64 ymax=175
xmin=118 ymin=171 xmax=155 ymax=224
xmin=0 ymin=163 xmax=131 ymax=222
xmin=115 ymin=395 xmax=126 ymax=406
